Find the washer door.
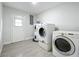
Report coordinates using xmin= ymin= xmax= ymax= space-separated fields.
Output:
xmin=39 ymin=27 xmax=46 ymax=37
xmin=35 ymin=25 xmax=36 ymax=29
xmin=54 ymin=35 xmax=75 ymax=56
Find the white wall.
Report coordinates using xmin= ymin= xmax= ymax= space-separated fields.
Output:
xmin=3 ymin=6 xmax=34 ymax=44
xmin=0 ymin=3 xmax=3 ymax=55
xmin=37 ymin=2 xmax=79 ymax=31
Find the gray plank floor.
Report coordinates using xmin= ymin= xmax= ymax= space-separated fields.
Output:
xmin=1 ymin=39 xmax=54 ymax=57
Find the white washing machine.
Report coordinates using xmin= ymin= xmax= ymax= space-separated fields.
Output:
xmin=52 ymin=31 xmax=79 ymax=57
xmin=33 ymin=23 xmax=42 ymax=42
xmin=37 ymin=23 xmax=55 ymax=51
xmin=33 ymin=32 xmax=38 ymax=42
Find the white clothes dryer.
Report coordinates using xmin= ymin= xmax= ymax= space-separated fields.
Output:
xmin=37 ymin=23 xmax=55 ymax=51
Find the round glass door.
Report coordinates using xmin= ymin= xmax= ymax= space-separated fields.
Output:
xmin=54 ymin=35 xmax=75 ymax=56
xmin=55 ymin=38 xmax=71 ymax=52
xmin=39 ymin=27 xmax=45 ymax=37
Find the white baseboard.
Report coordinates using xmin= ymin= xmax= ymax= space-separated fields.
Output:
xmin=3 ymin=36 xmax=34 ymax=45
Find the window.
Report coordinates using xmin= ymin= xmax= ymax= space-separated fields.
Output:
xmin=15 ymin=19 xmax=22 ymax=26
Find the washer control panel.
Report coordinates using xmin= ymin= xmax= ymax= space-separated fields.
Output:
xmin=68 ymin=33 xmax=74 ymax=35
xmin=58 ymin=33 xmax=74 ymax=36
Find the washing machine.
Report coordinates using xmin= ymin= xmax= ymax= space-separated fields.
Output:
xmin=37 ymin=23 xmax=55 ymax=51
xmin=33 ymin=32 xmax=38 ymax=42
xmin=33 ymin=23 xmax=41 ymax=42
xmin=52 ymin=31 xmax=79 ymax=57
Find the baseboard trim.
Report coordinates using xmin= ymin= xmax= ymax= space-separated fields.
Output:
xmin=3 ymin=36 xmax=34 ymax=45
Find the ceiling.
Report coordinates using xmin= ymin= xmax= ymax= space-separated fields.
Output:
xmin=3 ymin=2 xmax=63 ymax=15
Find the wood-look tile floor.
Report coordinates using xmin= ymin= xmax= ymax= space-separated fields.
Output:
xmin=1 ymin=39 xmax=54 ymax=57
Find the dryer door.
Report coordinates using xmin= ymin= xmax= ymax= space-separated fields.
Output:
xmin=54 ymin=35 xmax=75 ymax=56
xmin=39 ymin=27 xmax=46 ymax=37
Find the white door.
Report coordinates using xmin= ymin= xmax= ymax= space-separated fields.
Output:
xmin=12 ymin=16 xmax=26 ymax=42
xmin=0 ymin=3 xmax=2 ymax=55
